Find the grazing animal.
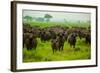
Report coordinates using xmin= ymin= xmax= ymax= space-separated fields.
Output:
xmin=85 ymin=33 xmax=91 ymax=44
xmin=58 ymin=33 xmax=65 ymax=51
xmin=40 ymin=28 xmax=51 ymax=42
xmin=24 ymin=33 xmax=37 ymax=50
xmin=51 ymin=36 xmax=60 ymax=53
xmin=51 ymin=33 xmax=65 ymax=53
xmin=67 ymin=33 xmax=77 ymax=48
xmin=23 ymin=32 xmax=30 ymax=48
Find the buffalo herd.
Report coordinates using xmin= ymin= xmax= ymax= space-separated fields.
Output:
xmin=23 ymin=23 xmax=91 ymax=53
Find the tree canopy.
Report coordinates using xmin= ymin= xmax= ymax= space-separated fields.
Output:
xmin=24 ymin=16 xmax=33 ymax=22
xmin=44 ymin=14 xmax=53 ymax=22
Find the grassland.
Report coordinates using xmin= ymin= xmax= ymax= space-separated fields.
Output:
xmin=24 ymin=21 xmax=90 ymax=28
xmin=23 ymin=21 xmax=91 ymax=62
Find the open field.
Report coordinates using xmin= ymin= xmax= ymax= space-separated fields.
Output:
xmin=23 ymin=21 xmax=91 ymax=62
xmin=24 ymin=21 xmax=90 ymax=28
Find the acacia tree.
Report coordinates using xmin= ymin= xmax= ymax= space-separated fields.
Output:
xmin=24 ymin=16 xmax=33 ymax=22
xmin=44 ymin=14 xmax=52 ymax=22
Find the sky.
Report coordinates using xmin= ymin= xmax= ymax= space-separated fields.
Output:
xmin=23 ymin=10 xmax=91 ymax=22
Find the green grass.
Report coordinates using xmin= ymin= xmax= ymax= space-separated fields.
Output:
xmin=23 ymin=38 xmax=91 ymax=62
xmin=23 ymin=21 xmax=91 ymax=62
xmin=24 ymin=21 xmax=90 ymax=28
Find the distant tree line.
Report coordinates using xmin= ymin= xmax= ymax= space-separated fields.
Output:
xmin=23 ymin=14 xmax=53 ymax=22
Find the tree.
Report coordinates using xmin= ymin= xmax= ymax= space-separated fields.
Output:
xmin=44 ymin=14 xmax=53 ymax=22
xmin=24 ymin=16 xmax=33 ymax=22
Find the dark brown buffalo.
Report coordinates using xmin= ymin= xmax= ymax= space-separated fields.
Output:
xmin=67 ymin=33 xmax=77 ymax=48
xmin=40 ymin=28 xmax=51 ymax=42
xmin=23 ymin=32 xmax=30 ymax=48
xmin=51 ymin=32 xmax=66 ymax=53
xmin=58 ymin=33 xmax=65 ymax=51
xmin=51 ymin=36 xmax=60 ymax=53
xmin=23 ymin=33 xmax=37 ymax=50
xmin=85 ymin=33 xmax=91 ymax=44
xmin=31 ymin=26 xmax=41 ymax=38
xmin=23 ymin=23 xmax=32 ymax=33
